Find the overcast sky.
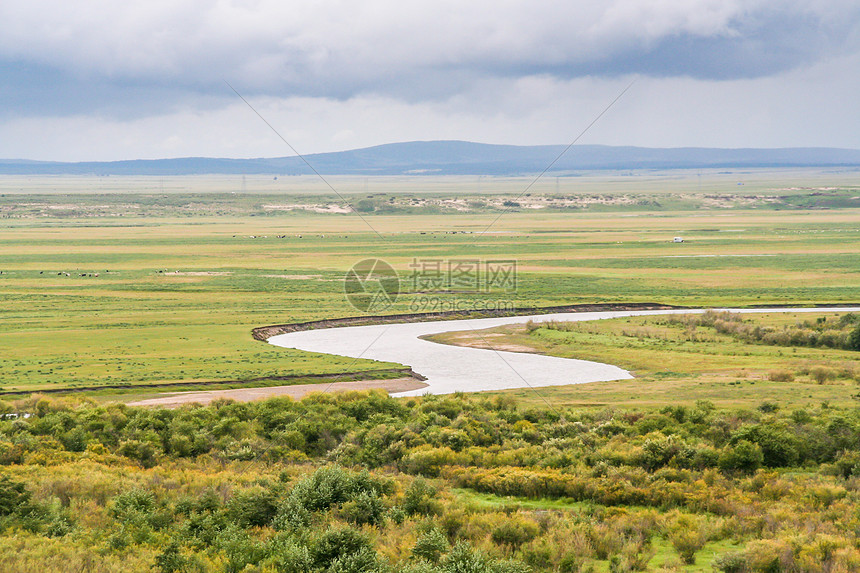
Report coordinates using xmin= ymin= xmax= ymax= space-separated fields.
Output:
xmin=2 ymin=0 xmax=860 ymax=161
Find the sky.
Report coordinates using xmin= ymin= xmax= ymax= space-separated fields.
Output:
xmin=2 ymin=1 xmax=860 ymax=161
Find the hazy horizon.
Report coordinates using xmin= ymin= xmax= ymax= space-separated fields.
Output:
xmin=5 ymin=140 xmax=860 ymax=165
xmin=4 ymin=141 xmax=860 ymax=178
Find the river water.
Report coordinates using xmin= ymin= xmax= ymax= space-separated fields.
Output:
xmin=268 ymin=307 xmax=860 ymax=396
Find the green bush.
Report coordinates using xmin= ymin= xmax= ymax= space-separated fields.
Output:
xmin=341 ymin=491 xmax=386 ymax=526
xmin=719 ymin=440 xmax=764 ymax=473
xmin=664 ymin=513 xmax=708 ymax=565
xmin=402 ymin=478 xmax=441 ymax=516
xmin=639 ymin=434 xmax=683 ymax=471
xmin=218 ymin=527 xmax=268 ymax=573
xmin=848 ymin=324 xmax=860 ymax=350
xmin=442 ymin=541 xmax=489 ymax=573
xmin=227 ymin=487 xmax=279 ymax=528
xmin=0 ymin=476 xmax=31 ymax=516
xmin=713 ymin=551 xmax=748 ymax=572
xmin=311 ymin=526 xmax=373 ymax=570
xmin=731 ymin=426 xmax=799 ymax=467
xmin=264 ymin=536 xmax=313 ymax=573
xmin=329 ymin=547 xmax=384 ymax=573
xmin=490 ymin=518 xmax=540 ymax=548
xmin=110 ymin=489 xmax=155 ymax=521
xmin=833 ymin=451 xmax=860 ymax=478
xmin=154 ymin=542 xmax=188 ymax=573
xmin=117 ymin=439 xmax=159 ymax=468
xmin=290 ymin=466 xmax=389 ymax=513
xmin=412 ymin=526 xmax=449 ymax=563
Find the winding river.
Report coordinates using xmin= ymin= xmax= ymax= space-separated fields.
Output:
xmin=267 ymin=307 xmax=860 ymax=397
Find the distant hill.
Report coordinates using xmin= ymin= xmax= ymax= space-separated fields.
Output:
xmin=2 ymin=141 xmax=860 ymax=176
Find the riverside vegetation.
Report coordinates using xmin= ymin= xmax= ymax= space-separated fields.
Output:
xmin=3 ymin=391 xmax=860 ymax=572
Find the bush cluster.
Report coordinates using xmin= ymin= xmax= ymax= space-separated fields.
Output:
xmin=3 ymin=392 xmax=860 ymax=571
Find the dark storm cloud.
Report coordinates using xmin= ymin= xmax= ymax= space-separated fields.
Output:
xmin=2 ymin=1 xmax=860 ymax=161
xmin=1 ymin=1 xmax=858 ymax=118
xmin=0 ymin=60 xmax=230 ymax=119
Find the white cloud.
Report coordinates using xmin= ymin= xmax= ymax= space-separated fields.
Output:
xmin=1 ymin=1 xmax=859 ymax=158
xmin=1 ymin=0 xmax=853 ymax=88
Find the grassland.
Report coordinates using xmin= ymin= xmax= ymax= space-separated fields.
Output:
xmin=1 ymin=170 xmax=859 ymax=396
xmin=3 ymin=170 xmax=860 ymax=572
xmin=426 ymin=311 xmax=860 ymax=411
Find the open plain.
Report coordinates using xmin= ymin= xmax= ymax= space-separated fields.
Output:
xmin=2 ymin=169 xmax=860 ymax=398
xmin=3 ymin=170 xmax=860 ymax=572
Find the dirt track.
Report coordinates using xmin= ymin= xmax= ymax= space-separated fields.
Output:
xmin=127 ymin=377 xmax=427 ymax=408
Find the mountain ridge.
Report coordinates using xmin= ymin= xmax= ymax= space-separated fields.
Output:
xmin=2 ymin=140 xmax=860 ymax=176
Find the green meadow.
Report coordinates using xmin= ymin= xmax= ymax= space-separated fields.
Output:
xmin=427 ymin=310 xmax=860 ymax=411
xmin=1 ymin=171 xmax=859 ymax=395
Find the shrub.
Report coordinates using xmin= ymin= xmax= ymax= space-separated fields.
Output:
xmin=443 ymin=541 xmax=489 ymax=573
xmin=181 ymin=512 xmax=230 ymax=548
xmin=491 ymin=518 xmax=540 ymax=548
xmin=311 ymin=526 xmax=373 ymax=570
xmin=757 ymin=401 xmax=779 ymax=414
xmin=329 ymin=547 xmax=384 ymax=573
xmin=0 ymin=440 xmax=23 ymax=465
xmin=402 ymin=478 xmax=441 ymax=516
xmin=558 ymin=553 xmax=584 ymax=573
xmin=833 ymin=451 xmax=860 ymax=478
xmin=340 ymin=491 xmax=386 ymax=526
xmin=0 ymin=476 xmax=31 ymax=516
xmin=227 ymin=487 xmax=279 ymax=528
xmin=839 ymin=313 xmax=859 ymax=327
xmin=154 ymin=542 xmax=188 ymax=573
xmin=110 ymin=489 xmax=155 ymax=521
xmin=767 ymin=370 xmax=794 ymax=382
xmin=0 ymin=475 xmax=69 ymax=536
xmin=664 ymin=513 xmax=708 ymax=565
xmin=718 ymin=440 xmax=763 ymax=474
xmin=265 ymin=536 xmax=313 ymax=573
xmin=439 ymin=510 xmax=466 ymax=540
xmin=731 ymin=426 xmax=799 ymax=467
xmin=848 ymin=324 xmax=860 ymax=350
xmin=809 ymin=366 xmax=838 ymax=384
xmin=219 ymin=528 xmax=269 ymax=573
xmin=713 ymin=552 xmax=748 ymax=573
xmin=413 ymin=526 xmax=449 ymax=563
xmin=355 ymin=199 xmax=376 ymax=213
xmin=285 ymin=465 xmax=389 ymax=518
xmin=744 ymin=539 xmax=791 ymax=572
xmin=639 ymin=434 xmax=683 ymax=470
xmin=791 ymin=409 xmax=812 ymax=424
xmin=117 ymin=439 xmax=159 ymax=468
